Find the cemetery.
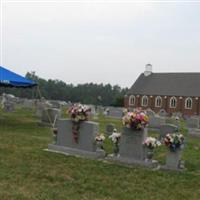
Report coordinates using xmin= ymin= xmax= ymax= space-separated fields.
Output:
xmin=1 ymin=0 xmax=200 ymax=198
xmin=0 ymin=101 xmax=200 ymax=199
xmin=0 ymin=65 xmax=200 ymax=199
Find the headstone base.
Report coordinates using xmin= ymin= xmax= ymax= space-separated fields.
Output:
xmin=105 ymin=154 xmax=159 ymax=168
xmin=160 ymin=165 xmax=185 ymax=172
xmin=48 ymin=144 xmax=105 ymax=159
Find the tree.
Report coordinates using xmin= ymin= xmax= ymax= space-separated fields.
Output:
xmin=0 ymin=72 xmax=129 ymax=107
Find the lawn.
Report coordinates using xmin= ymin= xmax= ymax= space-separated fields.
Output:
xmin=0 ymin=108 xmax=200 ymax=200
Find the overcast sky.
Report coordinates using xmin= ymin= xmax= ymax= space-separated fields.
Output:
xmin=1 ymin=0 xmax=200 ymax=87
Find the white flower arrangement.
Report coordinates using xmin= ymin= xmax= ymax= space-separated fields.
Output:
xmin=109 ymin=132 xmax=121 ymax=144
xmin=108 ymin=129 xmax=121 ymax=156
xmin=95 ymin=134 xmax=105 ymax=142
xmin=143 ymin=137 xmax=161 ymax=149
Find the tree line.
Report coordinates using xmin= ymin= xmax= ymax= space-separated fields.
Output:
xmin=0 ymin=72 xmax=129 ymax=107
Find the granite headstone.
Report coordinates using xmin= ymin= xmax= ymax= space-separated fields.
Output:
xmin=48 ymin=119 xmax=105 ymax=158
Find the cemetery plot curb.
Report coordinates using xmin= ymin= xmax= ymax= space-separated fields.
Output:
xmin=105 ymin=155 xmax=159 ymax=169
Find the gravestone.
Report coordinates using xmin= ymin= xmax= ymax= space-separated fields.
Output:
xmin=107 ymin=107 xmax=123 ymax=119
xmin=159 ymin=124 xmax=178 ymax=140
xmin=106 ymin=123 xmax=115 ymax=136
xmin=162 ymin=147 xmax=185 ymax=171
xmin=0 ymin=95 xmax=4 ymax=109
xmin=148 ymin=115 xmax=165 ymax=130
xmin=172 ymin=112 xmax=182 ymax=118
xmin=4 ymin=93 xmax=16 ymax=101
xmin=186 ymin=117 xmax=200 ymax=129
xmin=1 ymin=93 xmax=16 ymax=112
xmin=48 ymin=100 xmax=62 ymax=109
xmin=146 ymin=109 xmax=155 ymax=117
xmin=86 ymin=104 xmax=96 ymax=116
xmin=48 ymin=119 xmax=105 ymax=158
xmin=16 ymin=98 xmax=25 ymax=107
xmin=3 ymin=102 xmax=15 ymax=112
xmin=119 ymin=127 xmax=147 ymax=161
xmin=166 ymin=116 xmax=181 ymax=130
xmin=188 ymin=128 xmax=200 ymax=137
xmin=165 ymin=150 xmax=182 ymax=170
xmin=186 ymin=116 xmax=200 ymax=137
xmin=106 ymin=127 xmax=158 ymax=168
xmin=41 ymin=108 xmax=61 ymax=126
xmin=158 ymin=109 xmax=168 ymax=117
xmin=36 ymin=102 xmax=45 ymax=118
xmin=23 ymin=99 xmax=34 ymax=109
xmin=36 ymin=100 xmax=52 ymax=118
xmin=107 ymin=127 xmax=158 ymax=167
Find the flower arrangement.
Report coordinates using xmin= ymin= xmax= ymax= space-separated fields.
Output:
xmin=109 ymin=129 xmax=121 ymax=155
xmin=95 ymin=133 xmax=105 ymax=151
xmin=143 ymin=137 xmax=161 ymax=149
xmin=95 ymin=134 xmax=105 ymax=142
xmin=95 ymin=134 xmax=105 ymax=151
xmin=68 ymin=104 xmax=91 ymax=143
xmin=109 ymin=131 xmax=121 ymax=144
xmin=122 ymin=109 xmax=149 ymax=130
xmin=164 ymin=133 xmax=184 ymax=152
xmin=68 ymin=104 xmax=91 ymax=122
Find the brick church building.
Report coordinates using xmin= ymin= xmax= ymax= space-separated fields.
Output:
xmin=124 ymin=64 xmax=200 ymax=116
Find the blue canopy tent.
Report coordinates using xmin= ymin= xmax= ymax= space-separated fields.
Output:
xmin=0 ymin=66 xmax=37 ymax=87
xmin=0 ymin=66 xmax=54 ymax=126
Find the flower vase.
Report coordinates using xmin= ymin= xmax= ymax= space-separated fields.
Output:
xmin=96 ymin=140 xmax=104 ymax=151
xmin=113 ymin=143 xmax=120 ymax=156
xmin=96 ymin=140 xmax=106 ymax=157
xmin=146 ymin=149 xmax=154 ymax=160
xmin=144 ymin=147 xmax=154 ymax=162
xmin=52 ymin=128 xmax=58 ymax=144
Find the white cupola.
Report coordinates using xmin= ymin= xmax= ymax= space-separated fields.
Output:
xmin=144 ymin=64 xmax=152 ymax=76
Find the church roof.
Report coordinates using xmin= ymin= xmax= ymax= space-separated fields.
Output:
xmin=127 ymin=73 xmax=200 ymax=97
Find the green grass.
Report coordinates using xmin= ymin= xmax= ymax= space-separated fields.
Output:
xmin=0 ymin=108 xmax=200 ymax=200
